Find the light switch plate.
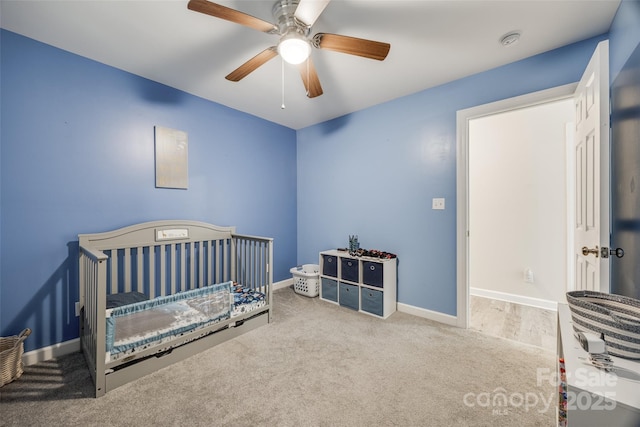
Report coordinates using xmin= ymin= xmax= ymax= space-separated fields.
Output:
xmin=432 ymin=198 xmax=445 ymax=210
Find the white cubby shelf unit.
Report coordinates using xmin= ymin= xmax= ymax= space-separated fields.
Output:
xmin=319 ymin=250 xmax=397 ymax=319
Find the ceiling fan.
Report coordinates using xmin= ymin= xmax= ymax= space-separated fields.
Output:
xmin=187 ymin=0 xmax=391 ymax=98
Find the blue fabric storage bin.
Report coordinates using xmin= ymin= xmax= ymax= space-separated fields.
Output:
xmin=339 ymin=282 xmax=359 ymax=310
xmin=341 ymin=258 xmax=359 ymax=282
xmin=322 ymin=254 xmax=338 ymax=277
xmin=363 ymin=261 xmax=383 ymax=288
xmin=361 ymin=288 xmax=383 ymax=316
xmin=321 ymin=278 xmax=338 ymax=302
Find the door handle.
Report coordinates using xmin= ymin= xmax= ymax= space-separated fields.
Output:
xmin=582 ymin=246 xmax=599 ymax=257
xmin=600 ymin=247 xmax=625 ymax=258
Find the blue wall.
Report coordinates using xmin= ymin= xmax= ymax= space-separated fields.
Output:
xmin=296 ymin=34 xmax=608 ymax=316
xmin=2 ymin=0 xmax=637 ymax=352
xmin=0 ymin=29 xmax=297 ymax=351
xmin=609 ymin=0 xmax=640 ymax=83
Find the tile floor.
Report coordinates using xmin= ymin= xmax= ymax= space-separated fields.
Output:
xmin=469 ymin=295 xmax=557 ymax=351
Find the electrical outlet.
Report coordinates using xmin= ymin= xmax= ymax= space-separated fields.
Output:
xmin=524 ymin=268 xmax=535 ymax=283
xmin=432 ymin=198 xmax=445 ymax=210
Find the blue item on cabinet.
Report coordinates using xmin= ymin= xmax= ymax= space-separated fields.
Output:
xmin=321 ymin=278 xmax=338 ymax=302
xmin=341 ymin=258 xmax=359 ymax=283
xmin=339 ymin=282 xmax=359 ymax=310
xmin=361 ymin=288 xmax=384 ymax=316
xmin=322 ymin=254 xmax=338 ymax=277
xmin=362 ymin=261 xmax=384 ymax=288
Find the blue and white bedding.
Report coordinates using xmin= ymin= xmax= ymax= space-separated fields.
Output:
xmin=231 ymin=283 xmax=267 ymax=317
xmin=105 ymin=281 xmax=267 ymax=362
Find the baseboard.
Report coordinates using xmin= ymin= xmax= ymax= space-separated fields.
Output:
xmin=470 ymin=287 xmax=558 ymax=311
xmin=397 ymin=303 xmax=458 ymax=327
xmin=277 ymin=279 xmax=458 ymax=327
xmin=273 ymin=278 xmax=293 ymax=291
xmin=22 ymin=338 xmax=80 ymax=366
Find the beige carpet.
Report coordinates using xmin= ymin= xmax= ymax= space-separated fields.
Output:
xmin=0 ymin=288 xmax=556 ymax=426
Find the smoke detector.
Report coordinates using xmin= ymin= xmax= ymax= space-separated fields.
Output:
xmin=500 ymin=32 xmax=521 ymax=47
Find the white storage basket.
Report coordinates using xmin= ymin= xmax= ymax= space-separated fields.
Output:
xmin=290 ymin=264 xmax=320 ymax=297
xmin=566 ymin=290 xmax=640 ymax=359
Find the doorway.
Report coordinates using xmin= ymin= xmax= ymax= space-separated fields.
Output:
xmin=468 ymin=98 xmax=574 ymax=304
xmin=466 ymin=98 xmax=574 ymax=349
xmin=455 ymin=83 xmax=579 ymax=329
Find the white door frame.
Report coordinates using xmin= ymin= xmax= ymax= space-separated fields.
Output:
xmin=455 ymin=83 xmax=578 ymax=329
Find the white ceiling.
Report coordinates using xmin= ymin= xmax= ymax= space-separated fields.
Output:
xmin=1 ymin=0 xmax=620 ymax=129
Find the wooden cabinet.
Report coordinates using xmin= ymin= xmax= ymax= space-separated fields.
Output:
xmin=319 ymin=250 xmax=397 ymax=319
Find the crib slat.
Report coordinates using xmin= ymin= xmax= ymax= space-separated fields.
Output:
xmin=179 ymin=243 xmax=187 ymax=292
xmin=215 ymin=240 xmax=221 ymax=284
xmin=216 ymin=240 xmax=228 ymax=282
xmin=124 ymin=248 xmax=131 ymax=293
xmin=213 ymin=241 xmax=219 ymax=285
xmin=257 ymin=242 xmax=263 ymax=292
xmin=229 ymin=237 xmax=239 ymax=287
xmin=238 ymin=238 xmax=244 ymax=285
xmin=159 ymin=244 xmax=166 ymax=296
xmin=235 ymin=240 xmax=240 ymax=283
xmin=149 ymin=246 xmax=156 ymax=299
xmin=244 ymin=240 xmax=249 ymax=287
xmin=244 ymin=240 xmax=250 ymax=287
xmin=247 ymin=240 xmax=252 ymax=288
xmin=198 ymin=242 xmax=202 ymax=288
xmin=252 ymin=242 xmax=257 ymax=291
xmin=170 ymin=244 xmax=176 ymax=295
xmin=262 ymin=242 xmax=268 ymax=291
xmin=190 ymin=242 xmax=196 ymax=290
xmin=180 ymin=244 xmax=184 ymax=292
xmin=232 ymin=238 xmax=238 ymax=285
xmin=206 ymin=241 xmax=212 ymax=286
xmin=253 ymin=240 xmax=258 ymax=289
xmin=137 ymin=247 xmax=144 ymax=293
xmin=258 ymin=242 xmax=263 ymax=289
xmin=110 ymin=252 xmax=118 ymax=294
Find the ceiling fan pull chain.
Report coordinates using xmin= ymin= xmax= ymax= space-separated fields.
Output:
xmin=281 ymin=58 xmax=286 ymax=109
xmin=306 ymin=58 xmax=310 ymax=97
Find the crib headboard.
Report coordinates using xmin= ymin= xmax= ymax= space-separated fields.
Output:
xmin=78 ymin=220 xmax=272 ymax=303
xmin=79 ymin=220 xmax=236 ymax=251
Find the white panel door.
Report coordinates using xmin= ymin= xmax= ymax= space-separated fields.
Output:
xmin=574 ymin=40 xmax=610 ymax=293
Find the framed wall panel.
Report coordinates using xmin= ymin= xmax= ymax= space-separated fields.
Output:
xmin=155 ymin=126 xmax=188 ymax=189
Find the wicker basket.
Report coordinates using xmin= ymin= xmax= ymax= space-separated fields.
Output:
xmin=0 ymin=328 xmax=31 ymax=387
xmin=566 ymin=291 xmax=640 ymax=359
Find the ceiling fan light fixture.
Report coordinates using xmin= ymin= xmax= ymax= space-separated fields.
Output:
xmin=278 ymin=32 xmax=311 ymax=64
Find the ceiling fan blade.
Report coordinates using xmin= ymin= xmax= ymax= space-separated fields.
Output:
xmin=313 ymin=33 xmax=390 ymax=61
xmin=226 ymin=47 xmax=278 ymax=82
xmin=294 ymin=0 xmax=330 ymax=27
xmin=297 ymin=57 xmax=323 ymax=98
xmin=188 ymin=0 xmax=278 ymax=33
